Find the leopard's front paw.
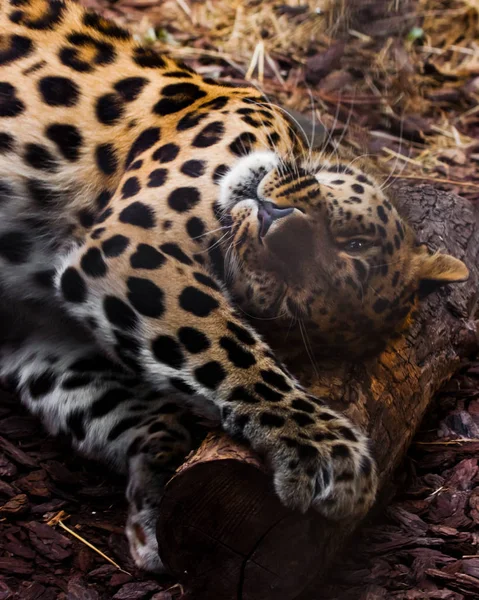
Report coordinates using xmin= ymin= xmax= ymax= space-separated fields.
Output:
xmin=269 ymin=403 xmax=377 ymax=520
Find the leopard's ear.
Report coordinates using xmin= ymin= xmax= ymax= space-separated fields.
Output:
xmin=413 ymin=244 xmax=469 ymax=297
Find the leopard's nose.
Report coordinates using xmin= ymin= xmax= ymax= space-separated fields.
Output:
xmin=258 ymin=202 xmax=294 ymax=238
xmin=262 ymin=207 xmax=314 ymax=266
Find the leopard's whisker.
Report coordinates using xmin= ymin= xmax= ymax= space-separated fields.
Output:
xmin=191 ymin=225 xmax=231 ymax=240
xmin=379 ymin=111 xmax=408 ymax=192
xmin=299 ymin=318 xmax=320 ymax=378
xmin=315 ymin=92 xmax=344 ymax=174
xmin=325 ymin=86 xmax=358 ymax=169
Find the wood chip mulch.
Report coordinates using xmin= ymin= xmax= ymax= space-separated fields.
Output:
xmin=0 ymin=385 xmax=179 ymax=600
xmin=319 ymin=362 xmax=479 ymax=600
xmin=1 ymin=362 xmax=479 ymax=599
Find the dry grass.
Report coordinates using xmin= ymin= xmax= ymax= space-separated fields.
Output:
xmin=87 ymin=0 xmax=479 ymax=199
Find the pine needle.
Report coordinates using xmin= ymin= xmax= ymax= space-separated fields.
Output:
xmin=396 ymin=175 xmax=479 ymax=189
xmin=47 ymin=511 xmax=131 ymax=575
xmin=415 ymin=438 xmax=479 ymax=445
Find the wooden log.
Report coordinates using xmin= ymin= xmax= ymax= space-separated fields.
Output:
xmin=157 ymin=430 xmax=324 ymax=600
xmin=156 ymin=185 xmax=479 ymax=600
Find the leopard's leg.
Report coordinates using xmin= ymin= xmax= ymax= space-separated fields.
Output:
xmin=55 ymin=191 xmax=378 ymax=521
xmin=0 ymin=308 xmax=205 ymax=571
xmin=125 ymin=406 xmax=205 ymax=572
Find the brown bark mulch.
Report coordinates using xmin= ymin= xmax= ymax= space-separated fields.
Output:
xmin=320 ymin=363 xmax=479 ymax=600
xmin=0 ymin=386 xmax=178 ymax=600
xmin=1 ymin=364 xmax=479 ymax=599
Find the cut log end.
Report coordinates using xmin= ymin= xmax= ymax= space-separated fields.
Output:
xmin=157 ymin=432 xmax=326 ymax=600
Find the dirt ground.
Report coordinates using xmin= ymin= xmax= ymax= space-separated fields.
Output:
xmin=1 ymin=0 xmax=479 ymax=598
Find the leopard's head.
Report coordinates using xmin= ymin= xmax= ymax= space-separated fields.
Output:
xmin=218 ymin=151 xmax=468 ymax=356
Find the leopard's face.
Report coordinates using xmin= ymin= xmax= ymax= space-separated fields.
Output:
xmin=219 ymin=151 xmax=468 ymax=354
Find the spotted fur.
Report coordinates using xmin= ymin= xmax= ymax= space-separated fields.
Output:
xmin=0 ymin=0 xmax=468 ymax=572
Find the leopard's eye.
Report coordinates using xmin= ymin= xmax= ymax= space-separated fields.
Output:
xmin=339 ymin=238 xmax=374 ymax=253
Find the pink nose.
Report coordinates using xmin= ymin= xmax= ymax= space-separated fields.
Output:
xmin=257 ymin=202 xmax=294 ymax=238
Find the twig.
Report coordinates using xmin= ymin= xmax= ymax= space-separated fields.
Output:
xmin=396 ymin=175 xmax=479 ymax=189
xmin=174 ymin=0 xmax=193 ymax=21
xmin=415 ymin=438 xmax=479 ymax=445
xmin=47 ymin=511 xmax=131 ymax=575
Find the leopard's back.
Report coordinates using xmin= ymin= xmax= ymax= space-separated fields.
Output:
xmin=0 ymin=0 xmax=291 ymax=302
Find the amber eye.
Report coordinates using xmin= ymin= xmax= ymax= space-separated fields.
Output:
xmin=340 ymin=238 xmax=374 ymax=253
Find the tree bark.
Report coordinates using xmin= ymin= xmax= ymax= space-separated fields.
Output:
xmin=156 ymin=186 xmax=479 ymax=600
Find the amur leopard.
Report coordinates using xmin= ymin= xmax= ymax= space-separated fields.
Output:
xmin=0 ymin=0 xmax=468 ymax=572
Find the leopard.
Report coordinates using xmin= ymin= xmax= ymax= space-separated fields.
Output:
xmin=0 ymin=0 xmax=469 ymax=573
